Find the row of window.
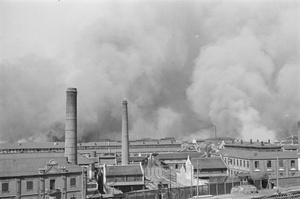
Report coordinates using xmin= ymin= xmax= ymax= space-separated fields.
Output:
xmin=0 ymin=149 xmax=64 ymax=153
xmin=106 ymin=176 xmax=142 ymax=183
xmin=1 ymin=178 xmax=77 ymax=193
xmin=254 ymin=160 xmax=296 ymax=169
xmin=78 ymin=144 xmax=181 ymax=150
xmin=225 ymin=158 xmax=250 ymax=168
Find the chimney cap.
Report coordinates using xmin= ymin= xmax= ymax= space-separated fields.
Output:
xmin=67 ymin=88 xmax=77 ymax=92
xmin=122 ymin=100 xmax=128 ymax=105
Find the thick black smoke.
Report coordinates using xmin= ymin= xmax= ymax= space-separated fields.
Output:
xmin=0 ymin=0 xmax=299 ymax=143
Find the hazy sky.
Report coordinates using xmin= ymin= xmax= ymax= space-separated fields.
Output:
xmin=0 ymin=0 xmax=299 ymax=143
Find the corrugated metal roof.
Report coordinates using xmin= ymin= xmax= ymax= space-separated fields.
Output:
xmin=191 ymin=158 xmax=227 ymax=170
xmin=0 ymin=154 xmax=82 ymax=178
xmin=106 ymin=164 xmax=143 ymax=176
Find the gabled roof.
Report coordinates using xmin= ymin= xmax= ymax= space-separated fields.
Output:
xmin=155 ymin=152 xmax=204 ymax=161
xmin=0 ymin=153 xmax=82 ymax=178
xmin=105 ymin=164 xmax=143 ymax=176
xmin=191 ymin=158 xmax=227 ymax=170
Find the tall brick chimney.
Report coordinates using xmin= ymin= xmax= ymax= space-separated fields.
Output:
xmin=65 ymin=88 xmax=78 ymax=164
xmin=297 ymin=121 xmax=300 ymax=171
xmin=122 ymin=101 xmax=129 ymax=165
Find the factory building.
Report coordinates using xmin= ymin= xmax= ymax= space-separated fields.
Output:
xmin=0 ymin=153 xmax=86 ymax=199
xmin=0 ymin=139 xmax=182 ymax=156
xmin=215 ymin=134 xmax=300 ymax=189
xmin=102 ymin=164 xmax=145 ymax=193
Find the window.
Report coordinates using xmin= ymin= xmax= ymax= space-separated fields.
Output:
xmin=70 ymin=178 xmax=76 ymax=187
xmin=70 ymin=197 xmax=76 ymax=199
xmin=267 ymin=160 xmax=272 ymax=168
xmin=254 ymin=161 xmax=259 ymax=169
xmin=237 ymin=159 xmax=239 ymax=166
xmin=291 ymin=160 xmax=296 ymax=168
xmin=243 ymin=160 xmax=245 ymax=167
xmin=27 ymin=181 xmax=33 ymax=190
xmin=2 ymin=182 xmax=9 ymax=192
xmin=50 ymin=179 xmax=55 ymax=190
xmin=279 ymin=160 xmax=283 ymax=168
xmin=247 ymin=161 xmax=249 ymax=168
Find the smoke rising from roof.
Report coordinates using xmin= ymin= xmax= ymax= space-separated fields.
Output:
xmin=0 ymin=0 xmax=299 ymax=143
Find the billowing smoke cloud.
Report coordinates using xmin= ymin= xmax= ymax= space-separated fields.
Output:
xmin=187 ymin=1 xmax=300 ymax=140
xmin=0 ymin=0 xmax=299 ymax=143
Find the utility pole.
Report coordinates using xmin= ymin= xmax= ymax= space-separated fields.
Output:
xmin=197 ymin=159 xmax=199 ymax=198
xmin=169 ymin=168 xmax=172 ymax=199
xmin=276 ymin=155 xmax=279 ymax=193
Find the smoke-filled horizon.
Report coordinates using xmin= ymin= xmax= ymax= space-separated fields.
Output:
xmin=0 ymin=0 xmax=299 ymax=143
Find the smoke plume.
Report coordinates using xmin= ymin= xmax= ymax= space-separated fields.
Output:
xmin=0 ymin=0 xmax=299 ymax=143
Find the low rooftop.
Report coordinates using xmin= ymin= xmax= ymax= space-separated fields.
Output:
xmin=155 ymin=152 xmax=204 ymax=160
xmin=0 ymin=153 xmax=82 ymax=178
xmin=191 ymin=157 xmax=227 ymax=170
xmin=217 ymin=149 xmax=298 ymax=160
xmin=105 ymin=164 xmax=143 ymax=176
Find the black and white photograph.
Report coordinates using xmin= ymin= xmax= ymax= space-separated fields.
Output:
xmin=0 ymin=0 xmax=300 ymax=198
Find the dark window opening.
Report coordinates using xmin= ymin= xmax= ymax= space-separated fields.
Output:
xmin=27 ymin=181 xmax=33 ymax=190
xmin=70 ymin=178 xmax=76 ymax=187
xmin=2 ymin=182 xmax=9 ymax=192
xmin=255 ymin=161 xmax=259 ymax=169
xmin=50 ymin=179 xmax=55 ymax=190
xmin=267 ymin=160 xmax=272 ymax=168
xmin=291 ymin=160 xmax=296 ymax=168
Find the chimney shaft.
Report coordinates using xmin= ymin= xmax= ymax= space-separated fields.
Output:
xmin=214 ymin=125 xmax=217 ymax=139
xmin=250 ymin=139 xmax=253 ymax=144
xmin=122 ymin=101 xmax=129 ymax=165
xmin=298 ymin=121 xmax=300 ymax=151
xmin=65 ymin=88 xmax=78 ymax=164
xmin=297 ymin=121 xmax=300 ymax=171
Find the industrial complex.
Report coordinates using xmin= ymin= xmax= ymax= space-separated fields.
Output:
xmin=1 ymin=88 xmax=300 ymax=199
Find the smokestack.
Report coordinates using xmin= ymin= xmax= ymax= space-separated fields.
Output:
xmin=298 ymin=121 xmax=300 ymax=151
xmin=121 ymin=100 xmax=129 ymax=165
xmin=65 ymin=88 xmax=78 ymax=165
xmin=297 ymin=121 xmax=300 ymax=171
xmin=214 ymin=125 xmax=217 ymax=139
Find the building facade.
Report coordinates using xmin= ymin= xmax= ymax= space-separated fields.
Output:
xmin=102 ymin=164 xmax=145 ymax=193
xmin=0 ymin=154 xmax=86 ymax=199
xmin=217 ymin=141 xmax=299 ymax=180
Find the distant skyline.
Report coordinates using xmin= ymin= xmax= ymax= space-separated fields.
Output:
xmin=0 ymin=0 xmax=299 ymax=143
